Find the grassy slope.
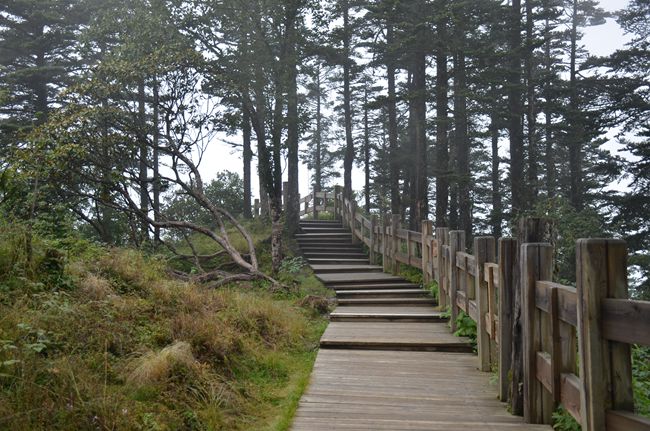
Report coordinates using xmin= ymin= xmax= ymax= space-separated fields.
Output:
xmin=0 ymin=223 xmax=331 ymax=430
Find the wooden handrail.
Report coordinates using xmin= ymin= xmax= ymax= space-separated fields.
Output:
xmin=304 ymin=187 xmax=649 ymax=431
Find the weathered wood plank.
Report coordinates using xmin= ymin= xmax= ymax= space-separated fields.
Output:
xmin=498 ymin=238 xmax=517 ymax=403
xmin=602 ymin=298 xmax=650 ymax=345
xmin=606 ymin=410 xmax=650 ymax=431
xmin=292 ymin=349 xmax=552 ymax=431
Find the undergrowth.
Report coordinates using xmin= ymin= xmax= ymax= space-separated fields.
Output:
xmin=0 ymin=223 xmax=329 ymax=430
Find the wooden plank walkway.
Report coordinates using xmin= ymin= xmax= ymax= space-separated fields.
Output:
xmin=292 ymin=219 xmax=552 ymax=430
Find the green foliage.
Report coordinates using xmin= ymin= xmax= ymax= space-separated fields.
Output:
xmin=279 ymin=257 xmax=307 ymax=275
xmin=163 ymin=171 xmax=245 ymax=230
xmin=453 ymin=311 xmax=477 ymax=349
xmin=633 ymin=345 xmax=650 ymax=418
xmin=427 ymin=281 xmax=439 ymax=302
xmin=552 ymin=406 xmax=581 ymax=431
xmin=399 ymin=266 xmax=423 ymax=286
xmin=531 ymin=197 xmax=606 ymax=283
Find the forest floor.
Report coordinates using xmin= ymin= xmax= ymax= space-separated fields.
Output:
xmin=0 ymin=221 xmax=332 ymax=430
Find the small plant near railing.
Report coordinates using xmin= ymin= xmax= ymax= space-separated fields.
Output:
xmin=427 ymin=281 xmax=439 ymax=301
xmin=552 ymin=405 xmax=581 ymax=431
xmin=453 ymin=311 xmax=477 ymax=350
xmin=398 ymin=266 xmax=423 ymax=286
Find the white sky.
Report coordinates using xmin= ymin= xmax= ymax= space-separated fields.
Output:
xmin=198 ymin=0 xmax=633 ymax=202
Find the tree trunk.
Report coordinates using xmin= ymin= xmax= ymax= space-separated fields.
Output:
xmin=508 ymin=0 xmax=526 ymax=218
xmin=407 ymin=70 xmax=417 ymax=227
xmin=453 ymin=48 xmax=471 ymax=241
xmin=285 ymin=6 xmax=300 ymax=232
xmin=568 ymin=0 xmax=583 ymax=211
xmin=525 ymin=0 xmax=538 ymax=201
xmin=138 ymin=79 xmax=149 ymax=241
xmin=363 ymin=85 xmax=371 ymax=212
xmin=412 ymin=41 xmax=428 ymax=230
xmin=243 ymin=107 xmax=253 ymax=219
xmin=342 ymin=0 xmax=354 ymax=198
xmin=315 ymin=65 xmax=323 ymax=193
xmin=490 ymin=110 xmax=502 ymax=238
xmin=270 ymin=69 xmax=285 ymax=271
xmin=386 ymin=22 xmax=400 ymax=215
xmin=152 ymin=77 xmax=161 ymax=243
xmin=543 ymin=13 xmax=555 ymax=198
xmin=435 ymin=4 xmax=449 ymax=227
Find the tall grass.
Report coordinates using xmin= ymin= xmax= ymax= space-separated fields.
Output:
xmin=0 ymin=224 xmax=328 ymax=430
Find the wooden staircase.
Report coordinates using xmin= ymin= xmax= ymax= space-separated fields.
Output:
xmin=298 ymin=219 xmax=470 ymax=352
xmin=291 ymin=219 xmax=552 ymax=430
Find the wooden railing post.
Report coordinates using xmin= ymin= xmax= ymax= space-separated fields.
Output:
xmin=370 ymin=215 xmax=377 ymax=264
xmin=254 ymin=199 xmax=260 ymax=218
xmin=334 ymin=185 xmax=341 ymax=220
xmin=391 ymin=214 xmax=400 ymax=275
xmin=448 ymin=230 xmax=465 ymax=332
xmin=435 ymin=227 xmax=449 ymax=308
xmin=312 ymin=190 xmax=318 ymax=220
xmin=511 ymin=217 xmax=553 ymax=416
xmin=521 ymin=242 xmax=553 ymax=425
xmin=422 ymin=220 xmax=433 ymax=285
xmin=382 ymin=215 xmax=391 ymax=273
xmin=475 ymin=236 xmax=496 ymax=372
xmin=498 ymin=237 xmax=517 ymax=402
xmin=577 ymin=239 xmax=634 ymax=431
xmin=350 ymin=200 xmax=359 ymax=244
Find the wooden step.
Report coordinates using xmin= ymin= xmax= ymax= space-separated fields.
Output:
xmin=304 ymin=252 xmax=368 ymax=259
xmin=312 ymin=264 xmax=383 ymax=274
xmin=330 ymin=305 xmax=446 ymax=322
xmin=299 ymin=220 xmax=341 ymax=225
xmin=296 ymin=232 xmax=352 ymax=238
xmin=335 ymin=288 xmax=430 ymax=298
xmin=300 ymin=244 xmax=363 ymax=250
xmin=297 ymin=238 xmax=353 ymax=244
xmin=332 ymin=282 xmax=421 ymax=290
xmin=319 ymin=322 xmax=472 ymax=352
xmin=336 ymin=297 xmax=438 ymax=306
xmin=307 ymin=258 xmax=370 ymax=265
xmin=301 ymin=227 xmax=350 ymax=234
xmin=317 ymin=272 xmax=408 ymax=286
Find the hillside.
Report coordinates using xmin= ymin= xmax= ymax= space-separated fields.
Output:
xmin=0 ymin=224 xmax=330 ymax=430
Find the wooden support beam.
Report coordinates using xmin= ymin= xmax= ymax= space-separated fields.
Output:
xmin=391 ymin=214 xmax=400 ymax=275
xmin=448 ymin=230 xmax=465 ymax=332
xmin=382 ymin=215 xmax=391 ymax=273
xmin=475 ymin=236 xmax=496 ymax=372
xmin=351 ymin=200 xmax=359 ymax=244
xmin=577 ymin=239 xmax=634 ymax=431
xmin=422 ymin=220 xmax=433 ymax=285
xmin=498 ymin=237 xmax=516 ymax=402
xmin=521 ymin=242 xmax=553 ymax=425
xmin=511 ymin=217 xmax=553 ymax=416
xmin=436 ymin=227 xmax=450 ymax=309
xmin=370 ymin=215 xmax=377 ymax=264
xmin=334 ymin=185 xmax=341 ymax=220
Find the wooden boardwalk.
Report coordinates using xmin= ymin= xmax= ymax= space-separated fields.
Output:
xmin=292 ymin=219 xmax=551 ymax=430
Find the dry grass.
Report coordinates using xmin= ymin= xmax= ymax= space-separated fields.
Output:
xmin=0 ymin=240 xmax=328 ymax=430
xmin=79 ymin=273 xmax=114 ymax=300
xmin=128 ymin=341 xmax=197 ymax=386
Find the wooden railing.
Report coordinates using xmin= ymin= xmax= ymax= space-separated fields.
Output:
xmin=314 ymin=187 xmax=650 ymax=431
